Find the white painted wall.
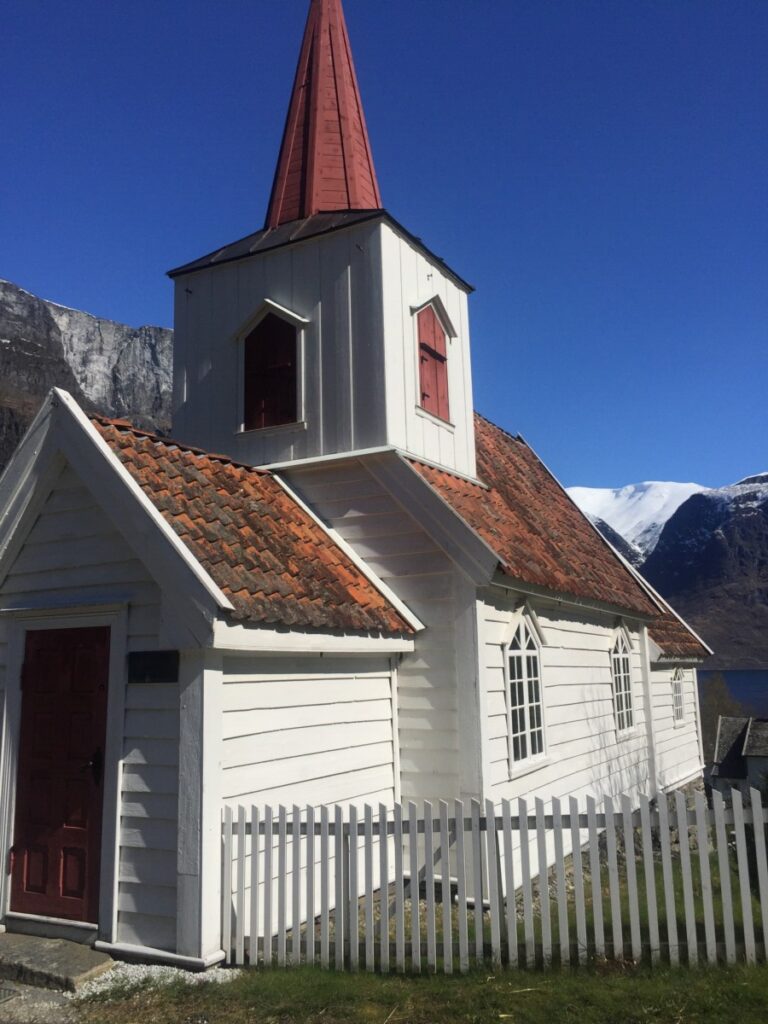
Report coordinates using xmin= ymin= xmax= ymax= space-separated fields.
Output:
xmin=651 ymin=665 xmax=704 ymax=791
xmin=286 ymin=459 xmax=482 ymax=804
xmin=0 ymin=464 xmax=179 ymax=952
xmin=172 ymin=220 xmax=475 ymax=477
xmin=478 ymin=591 xmax=653 ymax=806
xmin=378 ymin=222 xmax=476 ymax=478
xmin=220 ymin=655 xmax=397 ymax=810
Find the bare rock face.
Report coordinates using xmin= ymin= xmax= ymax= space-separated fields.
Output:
xmin=0 ymin=279 xmax=172 ymax=471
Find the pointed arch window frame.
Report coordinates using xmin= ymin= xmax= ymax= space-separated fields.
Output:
xmin=501 ymin=602 xmax=549 ymax=777
xmin=411 ymin=296 xmax=457 ymax=426
xmin=672 ymin=666 xmax=686 ymax=725
xmin=234 ymin=299 xmax=309 ymax=436
xmin=610 ymin=623 xmax=636 ymax=736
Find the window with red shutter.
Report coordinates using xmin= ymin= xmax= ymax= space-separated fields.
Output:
xmin=243 ymin=313 xmax=298 ymax=429
xmin=417 ymin=306 xmax=449 ymax=421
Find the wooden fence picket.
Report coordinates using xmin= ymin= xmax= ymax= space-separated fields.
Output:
xmin=586 ymin=795 xmax=605 ymax=957
xmin=638 ymin=794 xmax=659 ymax=963
xmin=732 ymin=788 xmax=756 ymax=964
xmin=569 ymin=795 xmax=587 ymax=964
xmin=712 ymin=789 xmax=735 ymax=963
xmin=535 ymin=798 xmax=551 ymax=965
xmin=455 ymin=798 xmax=470 ymax=973
xmin=408 ymin=801 xmax=421 ymax=972
xmin=502 ymin=799 xmax=518 ymax=969
xmin=694 ymin=791 xmax=716 ymax=965
xmin=440 ymin=800 xmax=453 ymax=974
xmin=750 ymin=787 xmax=768 ymax=955
xmin=552 ymin=797 xmax=569 ymax=967
xmin=236 ymin=805 xmax=246 ymax=965
xmin=221 ymin=789 xmax=768 ymax=976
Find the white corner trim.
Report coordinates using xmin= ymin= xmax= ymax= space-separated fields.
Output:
xmin=271 ymin=473 xmax=424 ymax=634
xmin=51 ymin=389 xmax=234 ymax=613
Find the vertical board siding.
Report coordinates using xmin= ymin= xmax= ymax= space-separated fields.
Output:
xmin=0 ymin=464 xmax=179 ymax=952
xmin=223 ymin=790 xmax=768 ymax=971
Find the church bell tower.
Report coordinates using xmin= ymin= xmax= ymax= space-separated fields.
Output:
xmin=169 ymin=0 xmax=477 ymax=478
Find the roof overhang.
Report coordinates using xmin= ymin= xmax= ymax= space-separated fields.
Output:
xmin=0 ymin=389 xmax=231 ymax=645
xmin=167 ymin=210 xmax=474 ymax=293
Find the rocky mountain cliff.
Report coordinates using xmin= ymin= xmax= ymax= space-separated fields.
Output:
xmin=0 ymin=279 xmax=172 ymax=471
xmin=641 ymin=476 xmax=768 ymax=669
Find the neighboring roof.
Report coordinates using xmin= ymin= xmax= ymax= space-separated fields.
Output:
xmin=743 ymin=719 xmax=768 ymax=758
xmin=409 ymin=414 xmax=659 ymax=618
xmin=266 ymin=0 xmax=381 ymax=228
xmin=167 ymin=209 xmax=473 ymax=292
xmin=92 ymin=417 xmax=413 ymax=636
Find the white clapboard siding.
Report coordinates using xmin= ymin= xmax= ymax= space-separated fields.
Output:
xmin=221 ymin=656 xmax=396 ymax=810
xmin=223 ymin=789 xmax=768 ymax=971
xmin=117 ymin=677 xmax=180 ymax=952
xmin=479 ymin=594 xmax=651 ymax=823
xmin=285 ymin=463 xmax=466 ymax=803
xmin=651 ymin=666 xmax=703 ymax=789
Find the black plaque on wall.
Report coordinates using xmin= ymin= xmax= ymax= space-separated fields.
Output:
xmin=128 ymin=650 xmax=180 ymax=684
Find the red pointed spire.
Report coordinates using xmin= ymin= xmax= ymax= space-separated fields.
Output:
xmin=265 ymin=0 xmax=382 ymax=229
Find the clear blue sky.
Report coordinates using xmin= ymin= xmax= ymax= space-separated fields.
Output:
xmin=2 ymin=1 xmax=766 ymax=488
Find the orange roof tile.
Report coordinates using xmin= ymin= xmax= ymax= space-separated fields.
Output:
xmin=93 ymin=418 xmax=412 ymax=636
xmin=410 ymin=414 xmax=706 ymax=658
xmin=409 ymin=414 xmax=657 ymax=617
xmin=647 ymin=611 xmax=709 ymax=660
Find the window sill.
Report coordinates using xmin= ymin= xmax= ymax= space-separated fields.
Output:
xmin=508 ymin=755 xmax=550 ymax=782
xmin=673 ymin=716 xmax=687 ymax=729
xmin=236 ymin=420 xmax=307 ymax=438
xmin=615 ymin=726 xmax=639 ymax=743
xmin=415 ymin=406 xmax=455 ymax=429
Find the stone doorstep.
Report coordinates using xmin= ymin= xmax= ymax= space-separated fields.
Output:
xmin=0 ymin=934 xmax=113 ymax=992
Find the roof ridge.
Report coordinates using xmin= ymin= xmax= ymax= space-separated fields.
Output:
xmin=474 ymin=409 xmax=525 ymax=445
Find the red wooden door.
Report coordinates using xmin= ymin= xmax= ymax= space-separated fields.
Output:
xmin=10 ymin=626 xmax=110 ymax=922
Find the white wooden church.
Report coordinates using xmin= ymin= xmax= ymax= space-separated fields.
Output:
xmin=0 ymin=0 xmax=708 ymax=967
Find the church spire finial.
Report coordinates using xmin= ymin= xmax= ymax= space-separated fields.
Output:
xmin=265 ymin=0 xmax=382 ymax=229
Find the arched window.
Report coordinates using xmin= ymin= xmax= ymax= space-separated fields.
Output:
xmin=417 ymin=305 xmax=449 ymax=421
xmin=610 ymin=632 xmax=634 ymax=732
xmin=672 ymin=667 xmax=685 ymax=723
xmin=243 ymin=312 xmax=298 ymax=430
xmin=506 ymin=618 xmax=544 ymax=766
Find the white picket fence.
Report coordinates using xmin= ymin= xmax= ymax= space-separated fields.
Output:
xmin=221 ymin=787 xmax=768 ymax=971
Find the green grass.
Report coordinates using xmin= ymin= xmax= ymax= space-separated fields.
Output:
xmin=76 ymin=962 xmax=768 ymax=1024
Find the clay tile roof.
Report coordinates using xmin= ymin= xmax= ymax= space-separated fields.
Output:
xmin=646 ymin=610 xmax=710 ymax=660
xmin=92 ymin=417 xmax=412 ymax=636
xmin=410 ymin=414 xmax=658 ymax=617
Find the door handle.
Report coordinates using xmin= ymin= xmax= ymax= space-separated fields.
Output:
xmin=81 ymin=748 xmax=104 ymax=786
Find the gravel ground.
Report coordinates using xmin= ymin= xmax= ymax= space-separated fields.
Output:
xmin=72 ymin=962 xmax=241 ymax=1001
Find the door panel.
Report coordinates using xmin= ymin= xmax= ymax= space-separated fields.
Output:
xmin=10 ymin=626 xmax=110 ymax=922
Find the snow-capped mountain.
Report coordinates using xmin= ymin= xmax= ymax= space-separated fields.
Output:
xmin=642 ymin=474 xmax=768 ymax=669
xmin=568 ymin=480 xmax=706 ymax=558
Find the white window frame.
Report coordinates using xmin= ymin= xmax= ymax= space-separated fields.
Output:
xmin=503 ymin=614 xmax=547 ymax=775
xmin=610 ymin=627 xmax=635 ymax=734
xmin=672 ymin=667 xmax=685 ymax=725
xmin=233 ymin=298 xmax=309 ymax=436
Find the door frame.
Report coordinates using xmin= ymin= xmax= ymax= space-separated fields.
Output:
xmin=0 ymin=604 xmax=128 ymax=941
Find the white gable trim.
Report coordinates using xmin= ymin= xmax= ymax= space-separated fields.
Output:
xmin=500 ymin=598 xmax=549 ymax=649
xmin=231 ymin=298 xmax=310 ymax=340
xmin=364 ymin=453 xmax=499 ymax=586
xmin=409 ymin=295 xmax=458 ymax=339
xmin=273 ymin=472 xmax=424 ymax=634
xmin=51 ymin=390 xmax=234 ymax=613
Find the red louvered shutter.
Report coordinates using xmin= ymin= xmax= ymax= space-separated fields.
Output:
xmin=417 ymin=306 xmax=449 ymax=421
